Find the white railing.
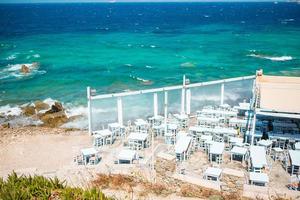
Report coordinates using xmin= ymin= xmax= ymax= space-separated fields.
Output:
xmin=87 ymin=74 xmax=256 ymax=135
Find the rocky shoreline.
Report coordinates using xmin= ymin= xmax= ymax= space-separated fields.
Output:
xmin=0 ymin=100 xmax=82 ymax=129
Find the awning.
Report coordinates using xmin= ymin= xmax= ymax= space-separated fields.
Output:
xmin=256 ymin=75 xmax=300 ymax=114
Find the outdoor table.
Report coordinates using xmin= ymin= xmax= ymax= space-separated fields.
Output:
xmin=204 ymin=167 xmax=222 ymax=181
xmin=229 ymin=137 xmax=243 ymax=146
xmin=209 ymin=142 xmax=225 ymax=164
xmin=118 ymin=149 xmax=137 ymax=164
xmin=250 ymin=146 xmax=267 ymax=173
xmin=289 ymin=150 xmax=300 ymax=175
xmin=134 ymin=119 xmax=148 ymax=132
xmin=81 ymin=148 xmax=98 ymax=165
xmin=108 ymin=122 xmax=121 ymax=135
xmin=94 ymin=129 xmax=113 ymax=146
xmin=257 ymin=140 xmax=273 ymax=154
xmin=249 ymin=172 xmax=269 ymax=186
xmin=295 ymin=142 xmax=300 ymax=150
xmin=128 ymin=132 xmax=149 ymax=150
xmin=271 ymin=147 xmax=284 ymax=161
xmin=230 ymin=146 xmax=248 ymax=163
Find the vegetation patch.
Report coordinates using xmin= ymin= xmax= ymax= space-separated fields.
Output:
xmin=0 ymin=172 xmax=111 ymax=200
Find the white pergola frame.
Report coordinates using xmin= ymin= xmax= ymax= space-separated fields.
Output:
xmin=87 ymin=75 xmax=255 ymax=135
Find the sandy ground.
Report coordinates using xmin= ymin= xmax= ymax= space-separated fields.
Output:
xmin=1 ymin=126 xmax=300 ymax=200
xmin=0 ymin=127 xmax=92 ymax=177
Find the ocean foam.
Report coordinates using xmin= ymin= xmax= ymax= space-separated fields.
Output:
xmin=247 ymin=54 xmax=293 ymax=61
xmin=0 ymin=105 xmax=22 ymax=116
xmin=6 ymin=54 xmax=16 ymax=60
xmin=0 ymin=63 xmax=46 ymax=81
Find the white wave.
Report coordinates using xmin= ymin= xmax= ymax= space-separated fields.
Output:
xmin=145 ymin=65 xmax=153 ymax=69
xmin=0 ymin=105 xmax=22 ymax=116
xmin=247 ymin=54 xmax=293 ymax=61
xmin=150 ymin=45 xmax=156 ymax=48
xmin=0 ymin=63 xmax=46 ymax=80
xmin=43 ymin=98 xmax=56 ymax=107
xmin=33 ymin=54 xmax=40 ymax=58
xmin=130 ymin=75 xmax=150 ymax=83
xmin=6 ymin=54 xmax=16 ymax=60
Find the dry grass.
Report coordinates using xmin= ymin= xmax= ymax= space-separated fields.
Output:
xmin=179 ymin=183 xmax=221 ymax=198
xmin=91 ymin=173 xmax=173 ymax=197
xmin=91 ymin=174 xmax=136 ymax=192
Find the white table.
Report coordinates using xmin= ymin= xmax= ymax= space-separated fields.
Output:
xmin=231 ymin=146 xmax=248 ymax=163
xmin=250 ymin=146 xmax=267 ymax=172
xmin=81 ymin=148 xmax=98 ymax=165
xmin=295 ymin=142 xmax=300 ymax=150
xmin=94 ymin=129 xmax=113 ymax=146
xmin=229 ymin=137 xmax=243 ymax=145
xmin=204 ymin=167 xmax=222 ymax=181
xmin=118 ymin=149 xmax=137 ymax=164
xmin=209 ymin=142 xmax=225 ymax=164
xmin=289 ymin=150 xmax=300 ymax=175
xmin=128 ymin=132 xmax=149 ymax=150
xmin=249 ymin=172 xmax=269 ymax=186
xmin=257 ymin=140 xmax=273 ymax=154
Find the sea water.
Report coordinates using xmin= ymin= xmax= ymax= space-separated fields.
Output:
xmin=0 ymin=2 xmax=300 ymax=127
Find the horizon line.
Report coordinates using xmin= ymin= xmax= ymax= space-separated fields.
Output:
xmin=0 ymin=0 xmax=289 ymax=4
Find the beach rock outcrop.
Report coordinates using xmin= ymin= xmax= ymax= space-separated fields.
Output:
xmin=22 ymin=105 xmax=36 ymax=116
xmin=34 ymin=101 xmax=50 ymax=112
xmin=45 ymin=102 xmax=64 ymax=114
xmin=40 ymin=111 xmax=68 ymax=128
xmin=20 ymin=64 xmax=30 ymax=73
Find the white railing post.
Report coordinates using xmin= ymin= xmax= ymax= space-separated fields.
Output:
xmin=186 ymin=89 xmax=191 ymax=115
xmin=153 ymin=93 xmax=158 ymax=117
xmin=117 ymin=97 xmax=123 ymax=126
xmin=87 ymin=86 xmax=92 ymax=135
xmin=181 ymin=75 xmax=186 ymax=114
xmin=220 ymin=83 xmax=225 ymax=105
xmin=164 ymin=91 xmax=168 ymax=134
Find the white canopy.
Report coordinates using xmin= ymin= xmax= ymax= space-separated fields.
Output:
xmin=256 ymin=75 xmax=300 ymax=114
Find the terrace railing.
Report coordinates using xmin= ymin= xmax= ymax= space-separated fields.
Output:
xmin=87 ymin=75 xmax=255 ymax=134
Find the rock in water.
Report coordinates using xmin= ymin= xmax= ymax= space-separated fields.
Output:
xmin=22 ymin=105 xmax=36 ymax=116
xmin=20 ymin=64 xmax=30 ymax=73
xmin=34 ymin=100 xmax=50 ymax=112
xmin=45 ymin=102 xmax=64 ymax=114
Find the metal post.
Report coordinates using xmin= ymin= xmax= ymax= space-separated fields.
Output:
xmin=153 ymin=93 xmax=158 ymax=117
xmin=251 ymin=112 xmax=256 ymax=145
xmin=181 ymin=75 xmax=186 ymax=114
xmin=220 ymin=83 xmax=225 ymax=105
xmin=87 ymin=87 xmax=92 ymax=135
xmin=186 ymin=89 xmax=191 ymax=115
xmin=164 ymin=91 xmax=168 ymax=135
xmin=117 ymin=97 xmax=123 ymax=126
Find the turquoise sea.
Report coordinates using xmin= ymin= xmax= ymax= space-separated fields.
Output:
xmin=0 ymin=2 xmax=300 ymax=110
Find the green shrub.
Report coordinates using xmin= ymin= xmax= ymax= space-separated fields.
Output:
xmin=0 ymin=172 xmax=111 ymax=200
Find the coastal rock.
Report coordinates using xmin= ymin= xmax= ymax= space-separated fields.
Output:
xmin=45 ymin=102 xmax=64 ymax=114
xmin=22 ymin=105 xmax=36 ymax=116
xmin=34 ymin=101 xmax=50 ymax=112
xmin=40 ymin=111 xmax=68 ymax=128
xmin=20 ymin=64 xmax=30 ymax=73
